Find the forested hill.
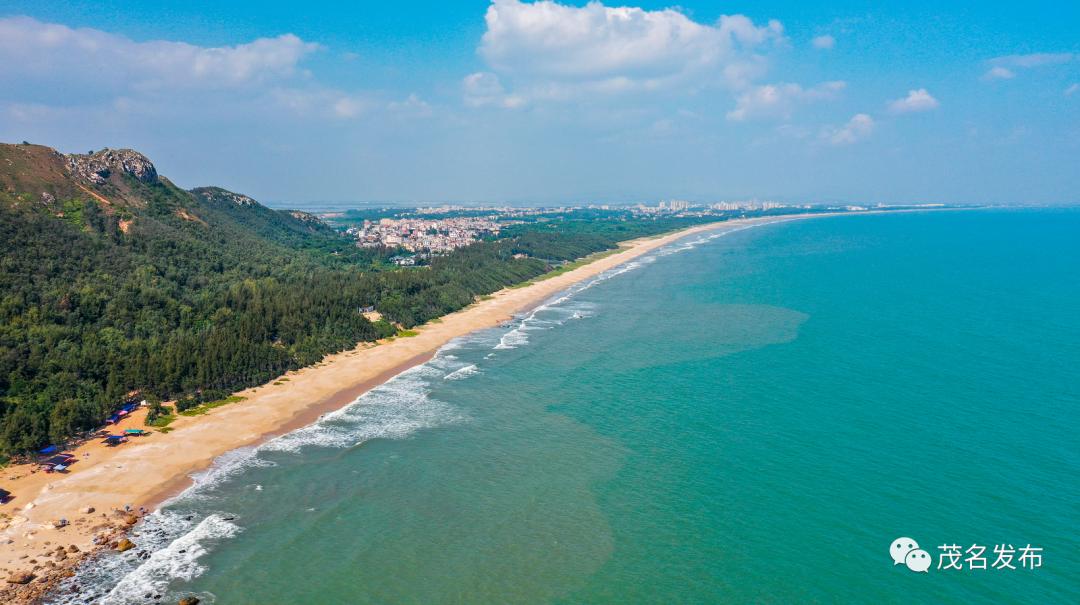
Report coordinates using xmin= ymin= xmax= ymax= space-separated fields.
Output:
xmin=0 ymin=142 xmax=393 ymax=454
xmin=0 ymin=142 xmax=708 ymax=455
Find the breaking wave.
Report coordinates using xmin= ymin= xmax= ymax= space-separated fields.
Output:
xmin=48 ymin=512 xmax=239 ymax=605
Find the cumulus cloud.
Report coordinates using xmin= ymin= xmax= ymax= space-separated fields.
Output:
xmin=888 ymin=89 xmax=939 ymax=114
xmin=463 ymin=72 xmax=525 ymax=108
xmin=475 ymin=0 xmax=784 ymax=101
xmin=812 ymin=35 xmax=835 ymax=50
xmin=823 ymin=113 xmax=874 ymax=145
xmin=726 ymin=81 xmax=845 ymax=121
xmin=983 ymin=52 xmax=1076 ymax=80
xmin=0 ymin=16 xmax=319 ymax=93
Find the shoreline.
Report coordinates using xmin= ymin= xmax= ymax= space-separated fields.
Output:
xmin=0 ymin=210 xmax=900 ymax=599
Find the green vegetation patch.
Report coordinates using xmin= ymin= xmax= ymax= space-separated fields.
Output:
xmin=146 ymin=409 xmax=176 ymax=428
xmin=178 ymin=395 xmax=247 ymax=417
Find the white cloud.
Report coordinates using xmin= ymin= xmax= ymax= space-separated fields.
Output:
xmin=476 ymin=0 xmax=784 ymax=101
xmin=983 ymin=53 xmax=1075 ymax=80
xmin=823 ymin=113 xmax=874 ymax=145
xmin=463 ymin=72 xmax=525 ymax=109
xmin=333 ymin=97 xmax=366 ymax=118
xmin=812 ymin=35 xmax=835 ymax=50
xmin=888 ymin=89 xmax=939 ymax=114
xmin=0 ymin=16 xmax=319 ymax=92
xmin=270 ymin=89 xmax=371 ymax=119
xmin=726 ymin=81 xmax=845 ymax=121
xmin=983 ymin=66 xmax=1015 ymax=80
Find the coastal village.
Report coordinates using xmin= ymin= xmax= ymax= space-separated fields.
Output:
xmin=346 ymin=216 xmax=503 ymax=253
xmin=333 ymin=200 xmax=875 ymax=254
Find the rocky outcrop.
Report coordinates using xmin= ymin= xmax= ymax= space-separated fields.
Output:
xmin=65 ymin=149 xmax=158 ymax=185
xmin=190 ymin=186 xmax=257 ymax=207
xmin=288 ymin=210 xmax=326 ymax=226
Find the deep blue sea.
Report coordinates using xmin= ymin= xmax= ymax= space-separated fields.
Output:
xmin=58 ymin=209 xmax=1080 ymax=604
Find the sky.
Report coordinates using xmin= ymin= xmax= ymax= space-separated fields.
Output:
xmin=0 ymin=0 xmax=1077 ymax=206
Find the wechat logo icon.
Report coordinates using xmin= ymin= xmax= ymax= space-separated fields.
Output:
xmin=891 ymin=537 xmax=931 ymax=573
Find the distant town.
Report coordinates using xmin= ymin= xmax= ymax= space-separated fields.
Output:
xmin=325 ymin=200 xmax=931 ymax=256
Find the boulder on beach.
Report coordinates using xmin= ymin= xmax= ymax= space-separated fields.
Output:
xmin=178 ymin=597 xmax=200 ymax=605
xmin=116 ymin=539 xmax=135 ymax=552
xmin=124 ymin=515 xmax=139 ymax=525
xmin=80 ymin=506 xmax=95 ymax=514
xmin=6 ymin=571 xmax=35 ymax=584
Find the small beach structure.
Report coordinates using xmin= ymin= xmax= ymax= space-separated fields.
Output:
xmin=41 ymin=453 xmax=75 ymax=472
xmin=0 ymin=488 xmax=11 ymax=503
xmin=124 ymin=428 xmax=147 ymax=436
xmin=39 ymin=445 xmax=59 ymax=455
xmin=102 ymin=434 xmax=128 ymax=446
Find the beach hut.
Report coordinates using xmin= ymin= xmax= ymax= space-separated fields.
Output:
xmin=102 ymin=435 xmax=127 ymax=446
xmin=0 ymin=488 xmax=10 ymax=503
xmin=124 ymin=429 xmax=147 ymax=436
xmin=39 ymin=445 xmax=59 ymax=455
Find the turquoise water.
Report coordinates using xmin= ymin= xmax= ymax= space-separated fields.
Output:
xmin=61 ymin=209 xmax=1079 ymax=604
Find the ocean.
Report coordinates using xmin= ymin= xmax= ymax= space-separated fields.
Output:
xmin=55 ymin=208 xmax=1080 ymax=604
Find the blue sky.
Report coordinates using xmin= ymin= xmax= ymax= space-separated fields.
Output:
xmin=1 ymin=1 xmax=1077 ymax=205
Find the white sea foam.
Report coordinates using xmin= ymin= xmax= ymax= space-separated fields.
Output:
xmin=261 ymin=365 xmax=463 ymax=454
xmin=47 ymin=511 xmax=238 ymax=605
xmin=99 ymin=514 xmax=240 ymax=604
xmin=169 ymin=446 xmax=275 ymax=505
xmin=489 ymin=255 xmax=655 ymax=351
xmin=443 ymin=364 xmax=479 ymax=380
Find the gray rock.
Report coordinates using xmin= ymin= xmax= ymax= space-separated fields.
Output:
xmin=65 ymin=149 xmax=158 ymax=185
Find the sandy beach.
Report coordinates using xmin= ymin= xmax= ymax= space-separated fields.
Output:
xmin=0 ymin=214 xmax=821 ymax=596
